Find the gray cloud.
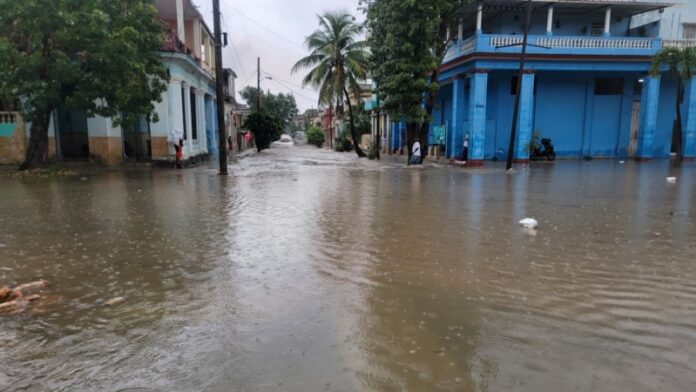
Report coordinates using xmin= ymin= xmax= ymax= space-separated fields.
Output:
xmin=192 ymin=0 xmax=363 ymax=111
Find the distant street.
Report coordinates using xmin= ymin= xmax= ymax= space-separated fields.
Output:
xmin=1 ymin=145 xmax=696 ymax=391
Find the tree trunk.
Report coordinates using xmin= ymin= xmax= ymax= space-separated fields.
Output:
xmin=406 ymin=122 xmax=420 ymax=165
xmin=674 ymin=79 xmax=684 ymax=161
xmin=420 ymin=70 xmax=442 ymax=164
xmin=343 ymin=86 xmax=366 ymax=157
xmin=19 ymin=110 xmax=52 ymax=171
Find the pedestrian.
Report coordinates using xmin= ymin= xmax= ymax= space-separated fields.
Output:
xmin=228 ymin=135 xmax=234 ymax=153
xmin=462 ymin=133 xmax=469 ymax=162
xmin=168 ymin=129 xmax=184 ymax=169
xmin=409 ymin=140 xmax=421 ymax=165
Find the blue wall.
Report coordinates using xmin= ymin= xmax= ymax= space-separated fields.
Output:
xmin=534 ymin=73 xmax=587 ymax=157
xmin=441 ymin=70 xmax=681 ymax=160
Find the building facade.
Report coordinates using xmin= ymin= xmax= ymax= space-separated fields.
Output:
xmin=0 ymin=0 xmax=221 ymax=166
xmin=376 ymin=0 xmax=696 ymax=162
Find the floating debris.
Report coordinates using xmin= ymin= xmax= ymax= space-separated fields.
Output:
xmin=519 ymin=218 xmax=538 ymax=229
xmin=104 ymin=297 xmax=126 ymax=306
xmin=14 ymin=279 xmax=48 ymax=292
xmin=666 ymin=177 xmax=677 ymax=183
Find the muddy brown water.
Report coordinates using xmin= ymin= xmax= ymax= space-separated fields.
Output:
xmin=1 ymin=147 xmax=695 ymax=391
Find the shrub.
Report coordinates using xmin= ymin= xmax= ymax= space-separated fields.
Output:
xmin=334 ymin=130 xmax=353 ymax=152
xmin=306 ymin=126 xmax=325 ymax=148
xmin=367 ymin=141 xmax=379 ymax=160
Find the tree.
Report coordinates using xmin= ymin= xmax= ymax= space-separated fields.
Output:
xmin=292 ymin=11 xmax=369 ymax=158
xmin=239 ymin=86 xmax=299 ymax=132
xmin=302 ymin=108 xmax=321 ymax=129
xmin=651 ymin=46 xmax=696 ymax=162
xmin=243 ymin=109 xmax=282 ymax=152
xmin=364 ymin=0 xmax=465 ymax=163
xmin=0 ymin=0 xmax=168 ymax=170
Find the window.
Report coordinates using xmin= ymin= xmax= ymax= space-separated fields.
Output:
xmin=190 ymin=91 xmax=198 ymax=140
xmin=591 ymin=22 xmax=604 ymax=37
xmin=683 ymin=23 xmax=696 ymax=39
xmin=595 ymin=78 xmax=623 ymax=95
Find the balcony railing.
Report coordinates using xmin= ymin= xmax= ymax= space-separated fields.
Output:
xmin=444 ymin=34 xmax=694 ymax=63
xmin=662 ymin=39 xmax=696 ymax=49
xmin=161 ymin=29 xmax=202 ymax=65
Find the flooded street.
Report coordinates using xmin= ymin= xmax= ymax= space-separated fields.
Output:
xmin=1 ymin=146 xmax=696 ymax=391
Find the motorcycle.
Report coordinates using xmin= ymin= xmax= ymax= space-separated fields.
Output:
xmin=531 ymin=138 xmax=556 ymax=161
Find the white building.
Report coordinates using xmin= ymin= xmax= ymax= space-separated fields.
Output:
xmin=40 ymin=0 xmax=219 ymax=165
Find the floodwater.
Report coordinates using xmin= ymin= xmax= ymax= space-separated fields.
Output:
xmin=1 ymin=147 xmax=695 ymax=391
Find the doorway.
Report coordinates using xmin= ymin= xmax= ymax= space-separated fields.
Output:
xmin=122 ymin=115 xmax=151 ymax=161
xmin=628 ymin=102 xmax=640 ymax=157
xmin=56 ymin=107 xmax=89 ymax=160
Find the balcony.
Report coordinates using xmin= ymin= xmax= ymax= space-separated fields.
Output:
xmin=444 ymin=34 xmax=696 ymax=63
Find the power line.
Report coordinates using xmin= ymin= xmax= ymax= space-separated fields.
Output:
xmin=269 ymin=78 xmax=316 ymax=102
xmin=220 ymin=0 xmax=306 ymax=51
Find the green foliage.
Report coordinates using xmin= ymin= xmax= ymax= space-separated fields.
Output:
xmin=650 ymin=46 xmax=696 ymax=160
xmin=240 ymin=86 xmax=298 ymax=131
xmin=343 ymin=104 xmax=371 ymax=135
xmin=363 ymin=0 xmax=466 ymax=152
xmin=243 ymin=109 xmax=282 ymax=152
xmin=525 ymin=130 xmax=543 ymax=154
xmin=334 ymin=130 xmax=353 ymax=152
xmin=292 ymin=11 xmax=368 ymax=157
xmin=306 ymin=125 xmax=325 ymax=148
xmin=366 ymin=141 xmax=380 ymax=160
xmin=0 ymin=0 xmax=168 ymax=168
xmin=302 ymin=108 xmax=321 ymax=129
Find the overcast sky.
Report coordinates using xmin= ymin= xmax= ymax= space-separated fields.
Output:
xmin=192 ymin=0 xmax=363 ymax=112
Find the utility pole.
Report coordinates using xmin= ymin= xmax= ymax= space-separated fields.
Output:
xmin=506 ymin=0 xmax=533 ymax=171
xmin=257 ymin=57 xmax=261 ymax=112
xmin=213 ymin=0 xmax=227 ymax=175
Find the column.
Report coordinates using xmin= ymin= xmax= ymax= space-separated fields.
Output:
xmin=603 ymin=7 xmax=612 ymax=37
xmin=636 ymin=75 xmax=660 ymax=159
xmin=682 ymin=76 xmax=696 ymax=158
xmin=159 ymin=79 xmax=183 ymax=160
xmin=546 ymin=6 xmax=554 ymax=36
xmin=176 ymin=0 xmax=185 ymax=43
xmin=450 ymin=76 xmax=466 ymax=159
xmin=476 ymin=3 xmax=483 ymax=34
xmin=457 ymin=18 xmax=464 ymax=41
xmin=183 ymin=83 xmax=192 ymax=157
xmin=514 ymin=72 xmax=536 ymax=161
xmin=468 ymin=71 xmax=488 ymax=165
xmin=196 ymin=92 xmax=207 ymax=154
xmin=193 ymin=18 xmax=202 ymax=59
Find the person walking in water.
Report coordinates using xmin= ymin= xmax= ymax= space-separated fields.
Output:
xmin=409 ymin=140 xmax=421 ymax=165
xmin=168 ymin=129 xmax=184 ymax=169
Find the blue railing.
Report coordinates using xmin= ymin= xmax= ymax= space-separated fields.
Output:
xmin=442 ymin=34 xmax=691 ymax=63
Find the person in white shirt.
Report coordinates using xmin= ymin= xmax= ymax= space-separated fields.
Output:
xmin=409 ymin=140 xmax=421 ymax=165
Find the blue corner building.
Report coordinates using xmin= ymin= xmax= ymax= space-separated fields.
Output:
xmin=378 ymin=0 xmax=696 ymax=162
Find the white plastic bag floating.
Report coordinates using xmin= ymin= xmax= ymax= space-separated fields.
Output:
xmin=666 ymin=177 xmax=677 ymax=183
xmin=519 ymin=218 xmax=538 ymax=229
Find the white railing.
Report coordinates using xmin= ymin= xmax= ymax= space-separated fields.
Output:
xmin=537 ymin=37 xmax=652 ymax=49
xmin=662 ymin=39 xmax=696 ymax=48
xmin=460 ymin=36 xmax=477 ymax=54
xmin=490 ymin=35 xmax=524 ymax=48
xmin=0 ymin=112 xmax=17 ymax=124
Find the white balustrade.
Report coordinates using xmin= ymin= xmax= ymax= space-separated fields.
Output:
xmin=536 ymin=37 xmax=652 ymax=49
xmin=490 ymin=36 xmax=524 ymax=48
xmin=662 ymin=39 xmax=696 ymax=49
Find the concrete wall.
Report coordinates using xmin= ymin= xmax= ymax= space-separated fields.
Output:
xmin=0 ymin=112 xmax=26 ymax=164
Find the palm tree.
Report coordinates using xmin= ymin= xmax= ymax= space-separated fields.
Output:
xmin=650 ymin=46 xmax=696 ymax=161
xmin=292 ymin=11 xmax=368 ymax=157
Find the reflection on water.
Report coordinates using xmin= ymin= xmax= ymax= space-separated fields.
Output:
xmin=1 ymin=148 xmax=695 ymax=391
